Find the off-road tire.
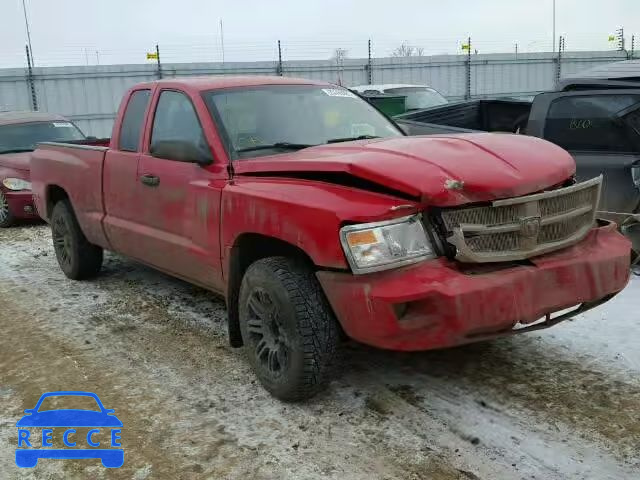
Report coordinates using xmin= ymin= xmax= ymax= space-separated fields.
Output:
xmin=0 ymin=191 xmax=15 ymax=228
xmin=51 ymin=199 xmax=103 ymax=280
xmin=239 ymin=256 xmax=340 ymax=401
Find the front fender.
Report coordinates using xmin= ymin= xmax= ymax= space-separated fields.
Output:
xmin=221 ymin=177 xmax=416 ymax=270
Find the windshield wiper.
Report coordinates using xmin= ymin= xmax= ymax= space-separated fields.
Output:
xmin=236 ymin=142 xmax=316 ymax=153
xmin=326 ymin=135 xmax=380 ymax=144
xmin=0 ymin=148 xmax=34 ymax=154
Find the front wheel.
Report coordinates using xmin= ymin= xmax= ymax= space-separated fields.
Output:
xmin=239 ymin=257 xmax=340 ymax=401
xmin=0 ymin=191 xmax=15 ymax=228
xmin=51 ymin=200 xmax=103 ymax=279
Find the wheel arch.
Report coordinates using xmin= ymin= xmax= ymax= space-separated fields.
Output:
xmin=45 ymin=184 xmax=70 ymax=219
xmin=225 ymin=233 xmax=319 ymax=347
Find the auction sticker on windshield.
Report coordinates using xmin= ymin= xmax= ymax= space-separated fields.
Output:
xmin=15 ymin=391 xmax=123 ymax=468
xmin=322 ymin=88 xmax=357 ymax=98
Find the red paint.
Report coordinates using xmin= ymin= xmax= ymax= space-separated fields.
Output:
xmin=3 ymin=190 xmax=37 ymax=219
xmin=30 ymin=76 xmax=631 ymax=352
xmin=0 ymin=153 xmax=37 ymax=220
xmin=317 ymin=222 xmax=631 ymax=350
xmin=32 ymin=144 xmax=107 ymax=245
xmin=233 ymin=133 xmax=576 ymax=206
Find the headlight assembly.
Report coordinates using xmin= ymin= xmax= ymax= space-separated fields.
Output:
xmin=2 ymin=178 xmax=32 ymax=191
xmin=340 ymin=215 xmax=436 ymax=274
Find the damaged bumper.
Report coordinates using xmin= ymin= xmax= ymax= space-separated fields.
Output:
xmin=316 ymin=220 xmax=631 ymax=351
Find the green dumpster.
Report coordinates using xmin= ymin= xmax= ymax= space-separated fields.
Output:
xmin=362 ymin=94 xmax=407 ymax=117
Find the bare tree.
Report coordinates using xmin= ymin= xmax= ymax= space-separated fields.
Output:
xmin=391 ymin=42 xmax=425 ymax=57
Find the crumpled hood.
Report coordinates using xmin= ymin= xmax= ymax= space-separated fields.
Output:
xmin=0 ymin=151 xmax=31 ymax=172
xmin=232 ymin=134 xmax=576 ymax=206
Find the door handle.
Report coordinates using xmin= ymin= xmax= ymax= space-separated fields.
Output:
xmin=140 ymin=174 xmax=160 ymax=187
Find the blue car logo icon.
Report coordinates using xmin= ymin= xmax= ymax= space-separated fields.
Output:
xmin=16 ymin=391 xmax=123 ymax=468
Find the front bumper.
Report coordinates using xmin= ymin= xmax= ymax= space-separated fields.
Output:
xmin=2 ymin=189 xmax=37 ymax=219
xmin=316 ymin=220 xmax=631 ymax=351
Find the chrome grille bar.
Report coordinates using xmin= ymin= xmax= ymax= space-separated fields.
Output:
xmin=440 ymin=176 xmax=602 ymax=263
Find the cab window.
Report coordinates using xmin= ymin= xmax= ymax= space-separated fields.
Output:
xmin=544 ymin=94 xmax=640 ymax=153
xmin=118 ymin=89 xmax=151 ymax=152
xmin=150 ymin=90 xmax=206 ymax=152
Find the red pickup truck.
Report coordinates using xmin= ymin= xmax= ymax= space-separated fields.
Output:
xmin=31 ymin=76 xmax=631 ymax=400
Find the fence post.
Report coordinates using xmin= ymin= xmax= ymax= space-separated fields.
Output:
xmin=277 ymin=40 xmax=283 ymax=76
xmin=616 ymin=27 xmax=625 ymax=52
xmin=465 ymin=37 xmax=472 ymax=100
xmin=367 ymin=39 xmax=373 ymax=84
xmin=555 ymin=36 xmax=564 ymax=84
xmin=155 ymin=44 xmax=163 ymax=79
xmin=25 ymin=44 xmax=38 ymax=111
xmin=631 ymin=35 xmax=635 ymax=60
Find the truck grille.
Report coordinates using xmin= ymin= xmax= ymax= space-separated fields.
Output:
xmin=439 ymin=176 xmax=602 ymax=263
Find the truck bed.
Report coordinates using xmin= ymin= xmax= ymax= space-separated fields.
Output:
xmin=31 ymin=141 xmax=108 ymax=247
xmin=395 ymin=99 xmax=533 ymax=135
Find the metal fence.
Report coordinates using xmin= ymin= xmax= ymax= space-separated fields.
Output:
xmin=0 ymin=49 xmax=629 ymax=137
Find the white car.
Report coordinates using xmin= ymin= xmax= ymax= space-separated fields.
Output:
xmin=351 ymin=84 xmax=448 ymax=111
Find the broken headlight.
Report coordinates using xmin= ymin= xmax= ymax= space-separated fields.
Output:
xmin=340 ymin=215 xmax=436 ymax=274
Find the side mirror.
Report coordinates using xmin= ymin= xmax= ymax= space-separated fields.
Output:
xmin=150 ymin=140 xmax=213 ymax=166
xmin=104 ymin=408 xmax=115 ymax=415
xmin=24 ymin=409 xmax=34 ymax=414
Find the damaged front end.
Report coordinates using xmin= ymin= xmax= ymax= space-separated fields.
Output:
xmin=317 ymin=219 xmax=631 ymax=351
xmin=429 ymin=176 xmax=602 ymax=263
xmin=596 ymin=211 xmax=640 ymax=275
xmin=317 ymin=175 xmax=632 ymax=351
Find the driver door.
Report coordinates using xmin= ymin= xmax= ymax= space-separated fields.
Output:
xmin=129 ymin=89 xmax=225 ymax=291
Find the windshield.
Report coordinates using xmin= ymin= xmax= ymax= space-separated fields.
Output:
xmin=0 ymin=121 xmax=85 ymax=154
xmin=385 ymin=87 xmax=448 ymax=110
xmin=203 ymin=85 xmax=403 ymax=159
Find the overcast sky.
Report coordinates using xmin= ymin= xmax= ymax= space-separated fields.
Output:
xmin=1 ymin=0 xmax=639 ymax=68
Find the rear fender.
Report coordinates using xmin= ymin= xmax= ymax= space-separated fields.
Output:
xmin=31 ymin=144 xmax=108 ymax=248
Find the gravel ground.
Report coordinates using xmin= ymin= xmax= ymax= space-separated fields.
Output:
xmin=1 ymin=224 xmax=638 ymax=480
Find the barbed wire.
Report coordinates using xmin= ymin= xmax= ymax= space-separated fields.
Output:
xmin=0 ymin=34 xmax=636 ymax=69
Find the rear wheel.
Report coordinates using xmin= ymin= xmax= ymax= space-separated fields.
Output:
xmin=0 ymin=191 xmax=15 ymax=228
xmin=51 ymin=200 xmax=103 ymax=279
xmin=239 ymin=256 xmax=340 ymax=401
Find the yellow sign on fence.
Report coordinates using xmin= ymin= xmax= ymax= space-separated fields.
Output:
xmin=608 ymin=35 xmax=616 ymax=42
xmin=146 ymin=52 xmax=158 ymax=60
xmin=461 ymin=44 xmax=470 ymax=51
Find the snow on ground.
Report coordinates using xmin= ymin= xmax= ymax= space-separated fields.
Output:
xmin=541 ymin=280 xmax=640 ymax=374
xmin=0 ymin=224 xmax=638 ymax=479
